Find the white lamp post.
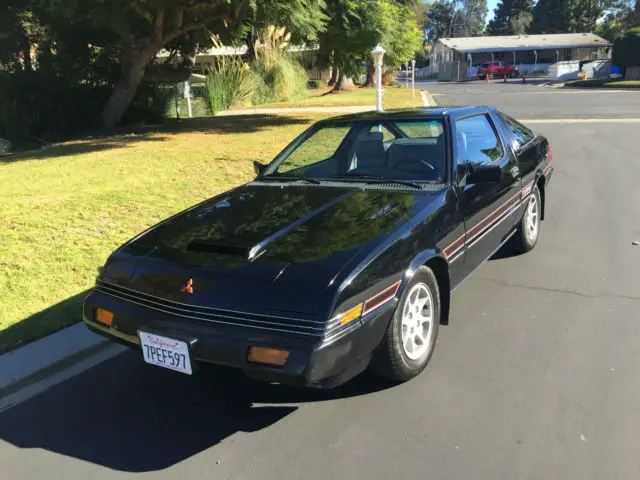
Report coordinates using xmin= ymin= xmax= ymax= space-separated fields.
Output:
xmin=410 ymin=57 xmax=416 ymax=98
xmin=371 ymin=45 xmax=386 ymax=112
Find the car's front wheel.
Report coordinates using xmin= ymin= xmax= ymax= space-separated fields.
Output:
xmin=370 ymin=266 xmax=440 ymax=382
xmin=514 ymin=184 xmax=541 ymax=252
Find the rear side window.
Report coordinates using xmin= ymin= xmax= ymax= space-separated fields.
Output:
xmin=395 ymin=120 xmax=444 ymax=139
xmin=455 ymin=114 xmax=504 ymax=167
xmin=498 ymin=113 xmax=535 ymax=150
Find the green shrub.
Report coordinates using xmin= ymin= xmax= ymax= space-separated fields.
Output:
xmin=613 ymin=27 xmax=640 ymax=70
xmin=308 ymin=80 xmax=320 ymax=88
xmin=124 ymin=85 xmax=174 ymax=125
xmin=204 ymin=56 xmax=254 ymax=115
xmin=249 ymin=25 xmax=309 ymax=105
xmin=0 ymin=71 xmax=173 ymax=146
xmin=251 ymin=55 xmax=308 ymax=105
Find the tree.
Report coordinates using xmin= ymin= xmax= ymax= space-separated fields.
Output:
xmin=530 ymin=0 xmax=630 ymax=34
xmin=612 ymin=26 xmax=640 ymax=74
xmin=319 ymin=0 xmax=379 ymax=90
xmin=424 ymin=1 xmax=455 ymax=42
xmin=243 ymin=0 xmax=327 ymax=60
xmin=37 ymin=0 xmax=326 ymax=129
xmin=460 ymin=0 xmax=488 ymax=36
xmin=486 ymin=0 xmax=534 ymax=35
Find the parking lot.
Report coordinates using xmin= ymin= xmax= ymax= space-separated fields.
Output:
xmin=1 ymin=82 xmax=640 ymax=480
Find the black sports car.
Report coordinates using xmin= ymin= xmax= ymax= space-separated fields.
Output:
xmin=84 ymin=106 xmax=553 ymax=388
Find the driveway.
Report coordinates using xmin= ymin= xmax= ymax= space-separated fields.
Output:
xmin=1 ymin=83 xmax=640 ymax=479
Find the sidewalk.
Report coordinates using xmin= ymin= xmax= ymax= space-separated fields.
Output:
xmin=217 ymin=89 xmax=434 ymax=116
xmin=217 ymin=105 xmax=376 ymax=116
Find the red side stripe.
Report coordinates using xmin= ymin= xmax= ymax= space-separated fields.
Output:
xmin=443 ymin=181 xmax=536 ymax=259
xmin=362 ymin=281 xmax=401 ymax=315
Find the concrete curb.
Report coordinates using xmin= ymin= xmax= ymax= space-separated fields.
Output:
xmin=0 ymin=322 xmax=113 ymax=396
xmin=420 ymin=89 xmax=437 ymax=107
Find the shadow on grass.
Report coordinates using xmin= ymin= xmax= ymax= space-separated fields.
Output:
xmin=0 ymin=290 xmax=89 ymax=355
xmin=160 ymin=114 xmax=312 ymax=134
xmin=2 ymin=137 xmax=167 ymax=164
xmin=0 ymin=312 xmax=394 ymax=472
xmin=2 ymin=114 xmax=311 ymax=165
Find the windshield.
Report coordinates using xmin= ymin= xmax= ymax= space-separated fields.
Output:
xmin=262 ymin=118 xmax=447 ymax=184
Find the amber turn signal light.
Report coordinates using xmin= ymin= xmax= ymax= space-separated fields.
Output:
xmin=95 ymin=308 xmax=113 ymax=326
xmin=248 ymin=346 xmax=290 ymax=366
xmin=339 ymin=303 xmax=363 ymax=326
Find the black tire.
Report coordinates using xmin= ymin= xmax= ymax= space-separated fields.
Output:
xmin=489 ymin=72 xmax=495 ymax=79
xmin=370 ymin=266 xmax=440 ymax=382
xmin=510 ymin=71 xmax=517 ymax=78
xmin=513 ymin=184 xmax=541 ymax=253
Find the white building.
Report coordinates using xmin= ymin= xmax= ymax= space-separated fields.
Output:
xmin=430 ymin=33 xmax=611 ymax=81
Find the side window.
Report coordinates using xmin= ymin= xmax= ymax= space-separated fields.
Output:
xmin=498 ymin=113 xmax=535 ymax=150
xmin=455 ymin=114 xmax=504 ymax=167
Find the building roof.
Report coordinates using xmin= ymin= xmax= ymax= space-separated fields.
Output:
xmin=437 ymin=33 xmax=611 ymax=53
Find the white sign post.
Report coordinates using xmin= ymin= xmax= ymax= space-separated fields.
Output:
xmin=371 ymin=45 xmax=386 ymax=113
xmin=183 ymin=81 xmax=192 ymax=119
xmin=411 ymin=58 xmax=416 ymax=99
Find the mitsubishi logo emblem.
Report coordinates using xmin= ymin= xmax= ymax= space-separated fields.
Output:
xmin=181 ymin=278 xmax=194 ymax=294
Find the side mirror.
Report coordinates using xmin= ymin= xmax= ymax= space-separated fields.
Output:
xmin=253 ymin=160 xmax=267 ymax=176
xmin=464 ymin=163 xmax=502 ymax=184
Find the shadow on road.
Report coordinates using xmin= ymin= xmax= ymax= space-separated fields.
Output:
xmin=0 ymin=350 xmax=394 ymax=472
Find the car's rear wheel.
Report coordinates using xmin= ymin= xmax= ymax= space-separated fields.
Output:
xmin=510 ymin=71 xmax=517 ymax=78
xmin=514 ymin=184 xmax=541 ymax=252
xmin=370 ymin=266 xmax=440 ymax=382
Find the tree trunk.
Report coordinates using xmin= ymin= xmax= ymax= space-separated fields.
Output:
xmin=245 ymin=27 xmax=258 ymax=62
xmin=362 ymin=61 xmax=375 ymax=87
xmin=332 ymin=70 xmax=354 ymax=91
xmin=328 ymin=65 xmax=338 ymax=85
xmin=100 ymin=47 xmax=157 ymax=129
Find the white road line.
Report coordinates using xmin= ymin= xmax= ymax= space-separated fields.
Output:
xmin=517 ymin=118 xmax=640 ymax=124
xmin=0 ymin=344 xmax=126 ymax=412
xmin=430 ymin=89 xmax=635 ymax=96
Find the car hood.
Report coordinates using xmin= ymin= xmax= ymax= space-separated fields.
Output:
xmin=102 ymin=184 xmax=434 ymax=314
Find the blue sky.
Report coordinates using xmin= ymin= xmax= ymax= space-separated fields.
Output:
xmin=486 ymin=0 xmax=499 ymax=23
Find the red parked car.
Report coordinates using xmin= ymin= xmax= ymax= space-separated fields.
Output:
xmin=478 ymin=62 xmax=520 ymax=79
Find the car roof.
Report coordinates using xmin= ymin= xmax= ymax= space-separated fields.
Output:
xmin=324 ymin=106 xmax=497 ymax=122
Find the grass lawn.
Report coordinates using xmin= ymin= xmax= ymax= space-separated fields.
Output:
xmin=0 ymin=113 xmax=328 ymax=354
xmin=244 ymin=85 xmax=423 ymax=109
xmin=564 ymin=78 xmax=640 ymax=89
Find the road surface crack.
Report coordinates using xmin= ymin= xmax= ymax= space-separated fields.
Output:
xmin=476 ymin=277 xmax=640 ymax=302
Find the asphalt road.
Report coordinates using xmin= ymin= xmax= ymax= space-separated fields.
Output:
xmin=2 ymin=83 xmax=640 ymax=479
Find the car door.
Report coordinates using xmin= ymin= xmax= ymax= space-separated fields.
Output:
xmin=454 ymin=113 xmax=522 ymax=275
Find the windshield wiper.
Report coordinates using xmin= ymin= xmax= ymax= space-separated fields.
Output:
xmin=337 ymin=172 xmax=423 ymax=189
xmin=259 ymin=174 xmax=321 ymax=185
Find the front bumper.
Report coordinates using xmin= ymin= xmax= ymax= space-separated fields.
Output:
xmin=83 ymin=289 xmax=394 ymax=388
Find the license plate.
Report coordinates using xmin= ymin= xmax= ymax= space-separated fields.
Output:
xmin=138 ymin=331 xmax=192 ymax=375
